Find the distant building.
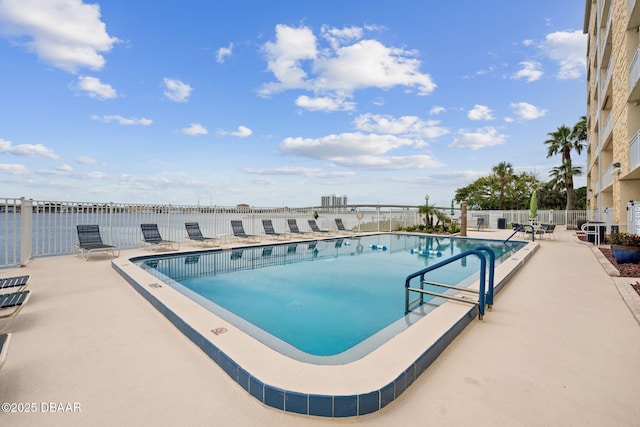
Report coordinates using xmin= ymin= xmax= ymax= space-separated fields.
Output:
xmin=321 ymin=194 xmax=348 ymax=207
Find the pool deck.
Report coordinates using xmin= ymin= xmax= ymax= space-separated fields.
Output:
xmin=1 ymin=227 xmax=640 ymax=426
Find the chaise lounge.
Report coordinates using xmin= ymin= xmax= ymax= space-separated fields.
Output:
xmin=0 ymin=333 xmax=11 ymax=371
xmin=74 ymin=224 xmax=120 ymax=260
xmin=287 ymin=219 xmax=314 ymax=237
xmin=308 ymin=219 xmax=334 ymax=236
xmin=0 ymin=290 xmax=30 ymax=335
xmin=335 ymin=218 xmax=356 ymax=235
xmin=0 ymin=275 xmax=29 ymax=292
xmin=262 ymin=219 xmax=290 ymax=241
xmin=185 ymin=222 xmax=221 ymax=247
xmin=231 ymin=220 xmax=260 ymax=243
xmin=141 ymin=223 xmax=180 ymax=251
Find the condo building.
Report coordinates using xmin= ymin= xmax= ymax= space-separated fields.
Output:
xmin=584 ymin=0 xmax=640 ymax=232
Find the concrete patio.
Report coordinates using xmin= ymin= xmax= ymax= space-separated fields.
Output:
xmin=1 ymin=227 xmax=639 ymax=426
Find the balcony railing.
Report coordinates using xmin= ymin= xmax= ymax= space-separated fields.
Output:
xmin=630 ymin=129 xmax=640 ymax=171
xmin=601 ymin=163 xmax=614 ymax=189
xmin=602 ymin=63 xmax=613 ymax=99
xmin=629 ymin=45 xmax=640 ymax=94
xmin=599 ymin=113 xmax=613 ymax=151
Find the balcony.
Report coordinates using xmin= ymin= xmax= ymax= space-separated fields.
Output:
xmin=601 ymin=163 xmax=614 ymax=190
xmin=599 ymin=113 xmax=613 ymax=151
xmin=630 ymin=130 xmax=640 ymax=175
xmin=601 ymin=64 xmax=613 ymax=108
xmin=630 ymin=0 xmax=640 ymax=30
xmin=599 ymin=7 xmax=613 ymax=67
xmin=629 ymin=45 xmax=640 ymax=102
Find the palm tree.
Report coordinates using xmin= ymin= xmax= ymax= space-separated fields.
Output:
xmin=549 ymin=163 xmax=583 ymax=191
xmin=492 ymin=161 xmax=514 ymax=210
xmin=544 ymin=117 xmax=585 ymax=210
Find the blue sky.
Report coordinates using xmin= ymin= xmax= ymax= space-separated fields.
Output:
xmin=0 ymin=0 xmax=587 ymax=208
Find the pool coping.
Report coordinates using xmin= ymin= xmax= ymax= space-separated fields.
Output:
xmin=112 ymin=234 xmax=539 ymax=417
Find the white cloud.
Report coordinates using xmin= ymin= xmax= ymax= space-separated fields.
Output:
xmin=280 ymin=132 xmax=443 ymax=170
xmin=76 ymin=156 xmax=97 ymax=165
xmin=467 ymin=104 xmax=494 ymax=121
xmin=448 ymin=127 xmax=506 ymax=150
xmin=250 ymin=177 xmax=277 ymax=185
xmin=180 ymin=123 xmax=208 ymax=136
xmin=0 ymin=163 xmax=28 ymax=175
xmin=334 ymin=154 xmax=442 ymax=170
xmin=243 ymin=166 xmax=355 ymax=178
xmin=315 ymin=39 xmax=435 ymax=95
xmin=0 ymin=137 xmax=59 ymax=159
xmin=231 ymin=126 xmax=252 ymax=138
xmin=259 ymin=24 xmax=436 ymax=101
xmin=163 ymin=78 xmax=192 ymax=102
xmin=353 ymin=113 xmax=448 ymax=139
xmin=510 ymin=102 xmax=547 ymax=120
xmin=512 ymin=61 xmax=543 ymax=82
xmin=320 ymin=25 xmax=363 ymax=49
xmin=216 ymin=42 xmax=233 ymax=63
xmin=295 ymin=95 xmax=355 ymax=112
xmin=77 ymin=76 xmax=117 ymax=99
xmin=0 ymin=0 xmax=118 ymax=73
xmin=260 ymin=24 xmax=317 ymax=93
xmin=218 ymin=125 xmax=253 ymax=138
xmin=540 ymin=30 xmax=587 ymax=80
xmin=91 ymin=114 xmax=152 ymax=126
xmin=429 ymin=106 xmax=445 ymax=115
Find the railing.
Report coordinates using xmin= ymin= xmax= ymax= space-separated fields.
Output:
xmin=629 ymin=44 xmax=640 ymax=94
xmin=599 ymin=113 xmax=612 ymax=151
xmin=630 ymin=130 xmax=640 ymax=171
xmin=0 ymin=198 xmax=423 ymax=269
xmin=601 ymin=163 xmax=615 ymax=189
xmin=467 ymin=209 xmax=587 ymax=229
xmin=405 ymin=246 xmax=495 ymax=320
xmin=0 ymin=196 xmax=589 ymax=270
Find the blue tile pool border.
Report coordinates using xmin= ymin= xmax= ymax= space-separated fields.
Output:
xmin=112 ymin=236 xmax=537 ymax=417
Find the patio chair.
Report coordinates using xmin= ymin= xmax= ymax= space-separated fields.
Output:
xmin=0 ymin=275 xmax=29 ymax=292
xmin=0 ymin=290 xmax=30 ymax=334
xmin=230 ymin=220 xmax=260 ymax=243
xmin=185 ymin=222 xmax=221 ymax=247
xmin=287 ymin=219 xmax=314 ymax=237
xmin=74 ymin=224 xmax=120 ymax=260
xmin=0 ymin=333 xmax=11 ymax=371
xmin=262 ymin=219 xmax=289 ymax=241
xmin=308 ymin=219 xmax=334 ymax=236
xmin=541 ymin=223 xmax=556 ymax=240
xmin=335 ymin=218 xmax=356 ymax=235
xmin=524 ymin=224 xmax=545 ymax=241
xmin=141 ymin=223 xmax=180 ymax=251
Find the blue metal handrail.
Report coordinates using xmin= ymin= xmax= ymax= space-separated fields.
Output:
xmin=504 ymin=224 xmax=536 ymax=243
xmin=404 ymin=246 xmax=495 ymax=319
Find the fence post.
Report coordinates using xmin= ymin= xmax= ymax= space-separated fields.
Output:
xmin=20 ymin=197 xmax=33 ymax=266
xmin=460 ymin=201 xmax=467 ymax=237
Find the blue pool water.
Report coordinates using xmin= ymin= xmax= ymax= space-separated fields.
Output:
xmin=136 ymin=234 xmax=525 ymax=363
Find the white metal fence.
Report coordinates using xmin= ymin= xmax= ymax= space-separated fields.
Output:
xmin=0 ymin=198 xmax=424 ymax=269
xmin=466 ymin=209 xmax=589 ymax=230
xmin=0 ymin=197 xmax=591 ymax=269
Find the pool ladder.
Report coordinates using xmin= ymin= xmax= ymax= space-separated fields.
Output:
xmin=404 ymin=246 xmax=495 ymax=319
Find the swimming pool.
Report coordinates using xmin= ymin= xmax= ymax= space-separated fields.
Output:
xmin=115 ymin=232 xmax=536 ymax=417
xmin=134 ymin=234 xmax=525 ymax=364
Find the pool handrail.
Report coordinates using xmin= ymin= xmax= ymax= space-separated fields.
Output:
xmin=404 ymin=246 xmax=495 ymax=319
xmin=504 ymin=224 xmax=537 ymax=243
